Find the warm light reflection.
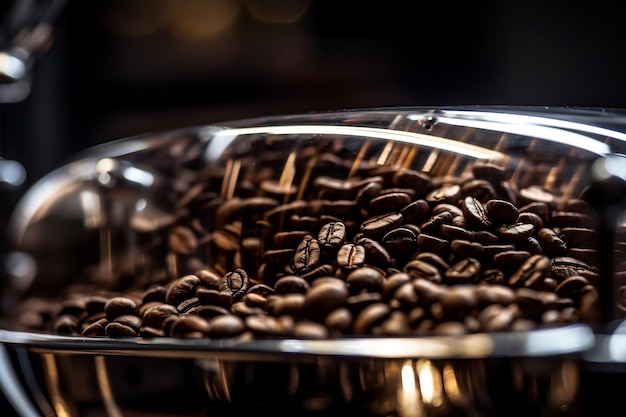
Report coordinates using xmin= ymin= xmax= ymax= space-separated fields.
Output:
xmin=210 ymin=125 xmax=505 ymax=161
xmin=95 ymin=356 xmax=123 ymax=417
xmin=417 ymin=359 xmax=444 ymax=408
xmin=442 ymin=364 xmax=461 ymax=404
xmin=165 ymin=0 xmax=243 ymax=40
xmin=398 ymin=361 xmax=424 ymax=417
xmin=80 ymin=190 xmax=102 ymax=229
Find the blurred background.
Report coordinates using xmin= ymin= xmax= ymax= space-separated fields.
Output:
xmin=2 ymin=0 xmax=626 ymax=415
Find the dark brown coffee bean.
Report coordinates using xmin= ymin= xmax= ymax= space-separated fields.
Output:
xmin=485 ymin=199 xmax=519 ymax=225
xmin=413 ymin=252 xmax=451 ymax=276
xmin=356 ymin=237 xmax=393 ymax=267
xmin=269 ymin=293 xmax=306 ymax=318
xmin=360 ymin=212 xmax=403 ymax=239
xmin=417 ymin=233 xmax=449 ymax=255
xmin=194 ymin=269 xmax=222 ymax=289
xmin=355 ymin=181 xmax=383 ymax=207
xmin=177 ymin=297 xmax=201 ymax=314
xmin=551 ymin=256 xmax=598 ymax=281
xmin=392 ymin=169 xmax=433 ymax=197
xmin=376 ymin=311 xmax=412 ymax=336
xmin=303 ymin=280 xmax=349 ymax=321
xmin=274 ymin=275 xmax=310 ymax=294
xmin=475 ymin=284 xmax=515 ymax=306
xmin=536 ymin=228 xmax=568 ymax=257
xmin=462 ymin=196 xmax=492 ymax=229
xmin=293 ymin=321 xmax=329 ymax=339
xmin=509 ymin=254 xmax=551 ymax=289
xmin=426 ymin=184 xmax=462 ymax=206
xmin=555 ymin=275 xmax=589 ymax=300
xmin=441 ymin=224 xmax=473 ymax=241
xmin=105 ymin=321 xmax=138 ymax=337
xmin=432 ymin=203 xmax=464 ymax=218
xmin=166 ymin=275 xmax=201 ymax=306
xmin=400 ymin=199 xmax=430 ymax=223
xmin=558 ymin=227 xmax=598 ymax=250
xmin=208 ymin=314 xmax=246 ymax=337
xmin=517 ymin=212 xmax=544 ymax=231
xmin=318 ymin=222 xmax=347 ymax=252
xmin=519 ymin=186 xmax=557 ymax=206
xmin=450 ymin=239 xmax=484 ymax=259
xmin=471 ymin=230 xmax=501 ymax=244
xmin=219 ymin=268 xmax=250 ymax=301
xmin=347 ymin=292 xmax=383 ymax=313
xmin=292 ymin=237 xmax=322 ymax=273
xmin=346 ymin=266 xmax=384 ymax=293
xmin=479 ymin=304 xmax=515 ymax=332
xmin=300 ymin=264 xmax=337 ymax=281
xmin=336 ymin=243 xmax=366 ymax=270
xmin=472 ymin=163 xmax=508 ymax=182
xmin=445 ymin=258 xmax=482 ymax=284
xmin=404 ymin=259 xmax=442 ymax=283
xmin=196 ymin=287 xmax=233 ymax=308
xmin=52 ymin=314 xmax=79 ymax=335
xmin=82 ymin=317 xmax=108 ymax=337
xmin=369 ymin=192 xmax=412 ymax=214
xmin=353 ymin=303 xmax=392 ymax=335
xmin=274 ymin=231 xmax=314 ymax=249
xmin=551 ymin=211 xmax=594 ymax=228
xmin=113 ymin=314 xmax=142 ymax=333
xmin=245 ymin=315 xmax=282 ymax=337
xmin=493 ymin=250 xmax=532 ymax=271
xmin=104 ymin=297 xmax=139 ymax=321
xmin=382 ymin=227 xmax=419 ymax=260
xmin=517 ymin=237 xmax=543 ymax=255
xmin=142 ymin=303 xmax=179 ymax=328
xmin=478 ymin=268 xmax=506 ymax=285
xmin=392 ymin=282 xmax=420 ymax=309
xmin=497 ymin=223 xmax=535 ymax=242
xmin=420 ymin=211 xmax=454 ymax=235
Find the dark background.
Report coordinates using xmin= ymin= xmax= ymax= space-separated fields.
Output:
xmin=2 ymin=0 xmax=626 ymax=415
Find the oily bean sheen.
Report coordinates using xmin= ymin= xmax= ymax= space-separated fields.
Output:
xmin=15 ymin=152 xmax=610 ymax=340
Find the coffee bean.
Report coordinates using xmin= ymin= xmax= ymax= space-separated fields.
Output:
xmin=382 ymin=227 xmax=418 ymax=260
xmin=404 ymin=259 xmax=442 ymax=283
xmin=346 ymin=266 xmax=384 ymax=293
xmin=485 ymin=199 xmax=519 ymax=225
xmin=274 ymin=275 xmax=310 ymax=294
xmin=445 ymin=258 xmax=481 ymax=284
xmin=166 ymin=275 xmax=201 ymax=306
xmin=293 ymin=238 xmax=322 ymax=273
xmin=219 ymin=268 xmax=250 ymax=301
xmin=497 ymin=223 xmax=535 ymax=242
xmin=360 ymin=212 xmax=403 ymax=239
xmin=318 ymin=222 xmax=347 ymax=253
xmin=509 ymin=254 xmax=551 ymax=289
xmin=462 ymin=196 xmax=492 ymax=229
xmin=104 ymin=297 xmax=138 ymax=321
xmin=303 ymin=280 xmax=349 ymax=321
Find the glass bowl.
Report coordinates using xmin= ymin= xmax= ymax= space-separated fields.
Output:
xmin=2 ymin=106 xmax=626 ymax=417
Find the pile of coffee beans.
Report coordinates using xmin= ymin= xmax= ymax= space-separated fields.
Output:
xmin=13 ymin=138 xmax=610 ymax=340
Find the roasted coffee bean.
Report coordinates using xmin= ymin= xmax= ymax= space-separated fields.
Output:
xmin=400 ymin=199 xmax=430 ymax=223
xmin=551 ymin=256 xmax=598 ymax=281
xmin=142 ymin=304 xmax=179 ymax=328
xmin=426 ymin=184 xmax=462 ymax=206
xmin=336 ymin=243 xmax=366 ymax=270
xmin=353 ymin=303 xmax=392 ymax=335
xmin=392 ymin=282 xmax=420 ymax=309
xmin=382 ymin=227 xmax=418 ymax=260
xmin=392 ymin=169 xmax=433 ymax=197
xmin=166 ymin=275 xmax=202 ymax=306
xmin=441 ymin=224 xmax=473 ymax=241
xmin=462 ymin=196 xmax=491 ymax=229
xmin=274 ymin=275 xmax=310 ymax=294
xmin=53 ymin=314 xmax=79 ymax=335
xmin=450 ymin=239 xmax=484 ymax=259
xmin=347 ymin=292 xmax=383 ymax=313
xmin=497 ymin=223 xmax=535 ymax=242
xmin=113 ymin=314 xmax=142 ymax=333
xmin=517 ymin=237 xmax=543 ymax=255
xmin=292 ymin=237 xmax=322 ymax=273
xmin=420 ymin=211 xmax=454 ymax=234
xmin=509 ymin=254 xmax=551 ymax=289
xmin=551 ymin=211 xmax=594 ymax=228
xmin=413 ymin=252 xmax=451 ymax=276
xmin=485 ymin=199 xmax=519 ymax=225
xmin=475 ymin=284 xmax=515 ymax=307
xmin=104 ymin=297 xmax=138 ymax=321
xmin=493 ymin=250 xmax=532 ymax=271
xmin=472 ymin=163 xmax=508 ymax=182
xmin=478 ymin=268 xmax=506 ymax=285
xmin=555 ymin=275 xmax=589 ymax=300
xmin=82 ymin=317 xmax=108 ymax=337
xmin=105 ymin=321 xmax=138 ymax=337
xmin=537 ymin=228 xmax=568 ymax=256
xmin=445 ymin=258 xmax=482 ymax=284
xmin=517 ymin=212 xmax=544 ymax=231
xmin=356 ymin=237 xmax=393 ymax=267
xmin=196 ymin=287 xmax=233 ymax=308
xmin=346 ymin=266 xmax=384 ymax=293
xmin=478 ymin=304 xmax=515 ymax=332
xmin=376 ymin=311 xmax=412 ymax=336
xmin=432 ymin=203 xmax=464 ymax=218
xmin=361 ymin=212 xmax=403 ymax=239
xmin=355 ymin=181 xmax=383 ymax=208
xmin=417 ymin=233 xmax=449 ymax=255
xmin=141 ymin=286 xmax=168 ymax=305
xmin=220 ymin=268 xmax=250 ymax=301
xmin=369 ymin=192 xmax=412 ymax=214
xmin=177 ymin=297 xmax=201 ymax=314
xmin=208 ymin=314 xmax=246 ymax=337
xmin=293 ymin=321 xmax=329 ymax=339
xmin=300 ymin=264 xmax=337 ymax=281
xmin=318 ymin=222 xmax=347 ymax=253
xmin=404 ymin=259 xmax=442 ymax=283
xmin=274 ymin=231 xmax=314 ymax=249
xmin=303 ymin=279 xmax=349 ymax=321
xmin=558 ymin=227 xmax=598 ymax=250
xmin=519 ymin=186 xmax=557 ymax=206
xmin=382 ymin=272 xmax=412 ymax=300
